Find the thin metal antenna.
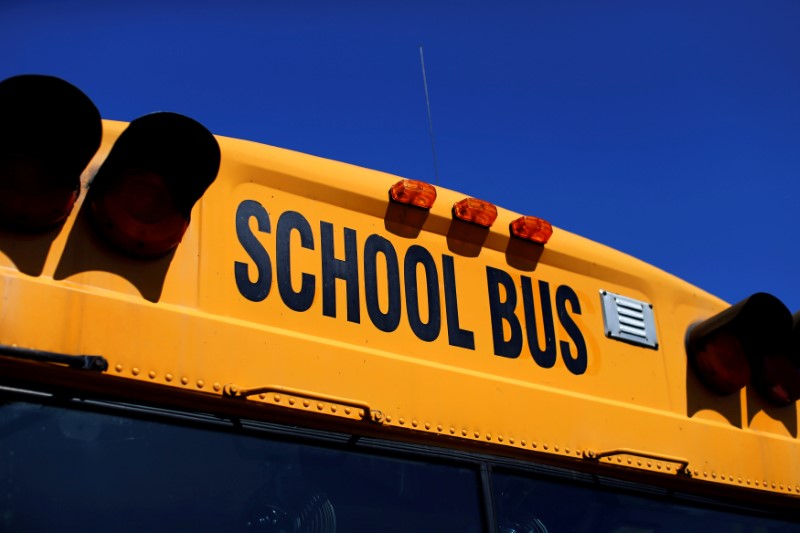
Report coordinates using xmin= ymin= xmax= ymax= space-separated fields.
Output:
xmin=419 ymin=45 xmax=440 ymax=185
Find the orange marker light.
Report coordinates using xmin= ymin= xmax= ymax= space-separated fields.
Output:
xmin=510 ymin=216 xmax=553 ymax=244
xmin=452 ymin=197 xmax=497 ymax=228
xmin=389 ymin=179 xmax=437 ymax=209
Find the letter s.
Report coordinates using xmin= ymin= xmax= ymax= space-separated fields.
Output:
xmin=235 ymin=200 xmax=272 ymax=302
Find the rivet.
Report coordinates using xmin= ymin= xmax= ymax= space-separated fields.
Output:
xmin=498 ymin=435 xmax=503 ymax=442
xmin=303 ymin=400 xmax=310 ymax=408
xmin=763 ymin=481 xmax=767 ymax=487
xmin=565 ymin=447 xmax=569 ymax=454
xmin=181 ymin=377 xmax=188 ymax=385
xmin=554 ymin=445 xmax=559 ymax=452
xmin=132 ymin=367 xmax=140 ymax=376
xmin=474 ymin=431 xmax=480 ymax=438
xmin=666 ymin=465 xmax=671 ymax=471
xmin=637 ymin=460 xmax=642 ymax=466
xmin=486 ymin=434 xmax=492 ymax=441
xmin=424 ymin=422 xmax=431 ymax=430
xmin=532 ymin=442 xmax=537 ymax=449
xmin=450 ymin=427 xmax=455 ymax=434
xmin=694 ymin=469 xmax=699 ymax=476
xmin=436 ymin=424 xmax=442 ymax=432
xmin=115 ymin=364 xmax=123 ymax=373
xmin=746 ymin=479 xmax=751 ymax=485
xmin=521 ymin=440 xmax=527 ymax=447
xmin=738 ymin=477 xmax=742 ymax=484
xmin=317 ymin=402 xmax=324 ymax=410
xmin=259 ymin=393 xmax=266 ymax=400
xmin=399 ymin=418 xmax=406 ymax=425
xmin=628 ymin=459 xmax=633 ymax=465
xmin=412 ymin=420 xmax=418 ymax=427
xmin=196 ymin=380 xmax=204 ymax=389
xmin=703 ymin=471 xmax=707 ymax=478
xmin=656 ymin=463 xmax=662 ymax=470
xmin=616 ymin=457 xmax=622 ymax=463
xmin=274 ymin=394 xmax=281 ymax=402
xmin=647 ymin=461 xmax=652 ymax=468
xmin=509 ymin=437 xmax=515 ymax=444
xmin=147 ymin=371 xmax=156 ymax=379
xmin=165 ymin=373 xmax=173 ymax=382
xmin=213 ymin=383 xmax=221 ymax=391
xmin=780 ymin=484 xmax=784 ymax=490
xmin=385 ymin=415 xmax=391 ymax=422
xmin=289 ymin=397 xmax=296 ymax=405
xmin=330 ymin=405 xmax=337 ymax=413
xmin=771 ymin=482 xmax=776 ymax=489
xmin=543 ymin=443 xmax=548 ymax=450
xmin=462 ymin=429 xmax=467 ymax=436
xmin=342 ymin=406 xmax=348 ymax=413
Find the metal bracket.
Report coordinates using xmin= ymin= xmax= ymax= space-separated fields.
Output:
xmin=584 ymin=447 xmax=690 ymax=476
xmin=223 ymin=383 xmax=384 ymax=424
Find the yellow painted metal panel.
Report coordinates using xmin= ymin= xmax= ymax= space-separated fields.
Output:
xmin=0 ymin=120 xmax=798 ymax=500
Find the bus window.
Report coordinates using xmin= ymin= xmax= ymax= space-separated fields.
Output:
xmin=0 ymin=392 xmax=483 ymax=533
xmin=492 ymin=470 xmax=798 ymax=533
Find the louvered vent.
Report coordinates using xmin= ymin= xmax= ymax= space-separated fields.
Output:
xmin=600 ymin=291 xmax=658 ymax=349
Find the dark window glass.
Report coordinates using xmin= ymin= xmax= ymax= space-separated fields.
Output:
xmin=492 ymin=470 xmax=799 ymax=533
xmin=0 ymin=400 xmax=483 ymax=532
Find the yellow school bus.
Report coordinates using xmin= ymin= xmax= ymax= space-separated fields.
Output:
xmin=1 ymin=74 xmax=798 ymax=531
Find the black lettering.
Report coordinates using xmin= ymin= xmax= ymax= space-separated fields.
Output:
xmin=486 ymin=266 xmax=522 ymax=358
xmin=234 ymin=200 xmax=272 ymax=302
xmin=442 ymin=255 xmax=474 ymax=350
xmin=364 ymin=235 xmax=401 ymax=332
xmin=276 ymin=211 xmax=315 ymax=312
xmin=556 ymin=285 xmax=588 ymax=375
xmin=321 ymin=222 xmax=360 ymax=323
xmin=404 ymin=245 xmax=441 ymax=342
xmin=521 ymin=277 xmax=557 ymax=368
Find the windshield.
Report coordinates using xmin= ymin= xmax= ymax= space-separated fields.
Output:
xmin=0 ymin=394 xmax=797 ymax=532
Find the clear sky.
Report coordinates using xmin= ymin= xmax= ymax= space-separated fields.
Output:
xmin=2 ymin=0 xmax=799 ymax=312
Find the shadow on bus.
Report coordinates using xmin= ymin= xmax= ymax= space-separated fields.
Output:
xmin=685 ymin=366 xmax=743 ymax=428
xmin=52 ymin=204 xmax=172 ymax=302
xmin=686 ymin=366 xmax=798 ymax=437
xmin=745 ymin=391 xmax=798 ymax=438
xmin=0 ymin=226 xmax=59 ymax=277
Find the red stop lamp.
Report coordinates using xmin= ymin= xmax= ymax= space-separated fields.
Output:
xmin=751 ymin=311 xmax=800 ymax=406
xmin=686 ymin=293 xmax=792 ymax=397
xmin=510 ymin=215 xmax=553 ymax=245
xmin=0 ymin=75 xmax=101 ymax=231
xmin=453 ymin=197 xmax=498 ymax=228
xmin=87 ymin=112 xmax=220 ymax=258
xmin=390 ymin=179 xmax=437 ymax=209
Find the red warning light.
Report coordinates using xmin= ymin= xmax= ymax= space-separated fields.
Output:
xmin=686 ymin=293 xmax=795 ymax=404
xmin=87 ymin=112 xmax=219 ymax=258
xmin=0 ymin=75 xmax=101 ymax=232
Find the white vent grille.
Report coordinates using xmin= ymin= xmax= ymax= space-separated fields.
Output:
xmin=600 ymin=291 xmax=658 ymax=349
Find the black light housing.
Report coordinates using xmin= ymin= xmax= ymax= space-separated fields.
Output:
xmin=86 ymin=112 xmax=220 ymax=258
xmin=686 ymin=292 xmax=798 ymax=405
xmin=0 ymin=74 xmax=101 ymax=231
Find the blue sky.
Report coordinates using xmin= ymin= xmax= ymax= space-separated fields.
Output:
xmin=2 ymin=1 xmax=799 ymax=312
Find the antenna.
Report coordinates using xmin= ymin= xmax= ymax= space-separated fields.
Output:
xmin=419 ymin=45 xmax=440 ymax=185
